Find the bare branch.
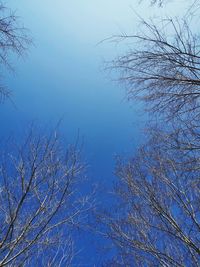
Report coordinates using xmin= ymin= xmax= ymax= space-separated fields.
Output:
xmin=0 ymin=130 xmax=93 ymax=266
xmin=0 ymin=1 xmax=31 ymax=101
xmin=111 ymin=16 xmax=200 ymax=120
xmin=102 ymin=128 xmax=200 ymax=266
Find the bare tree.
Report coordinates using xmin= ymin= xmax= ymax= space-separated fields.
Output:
xmin=111 ymin=14 xmax=200 ymax=120
xmin=0 ymin=2 xmax=30 ymax=101
xmin=100 ymin=1 xmax=200 ymax=266
xmin=101 ymin=128 xmax=200 ymax=266
xmin=0 ymin=130 xmax=93 ymax=266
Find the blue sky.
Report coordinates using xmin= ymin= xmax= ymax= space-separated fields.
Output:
xmin=1 ymin=0 xmax=147 ymax=180
xmin=0 ymin=0 xmax=188 ymax=264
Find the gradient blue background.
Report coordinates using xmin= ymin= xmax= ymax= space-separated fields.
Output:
xmin=0 ymin=0 xmax=186 ymax=265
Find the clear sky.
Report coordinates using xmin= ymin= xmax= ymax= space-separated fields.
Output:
xmin=1 ymin=0 xmax=147 ymax=179
xmin=0 ymin=0 xmax=188 ymax=264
